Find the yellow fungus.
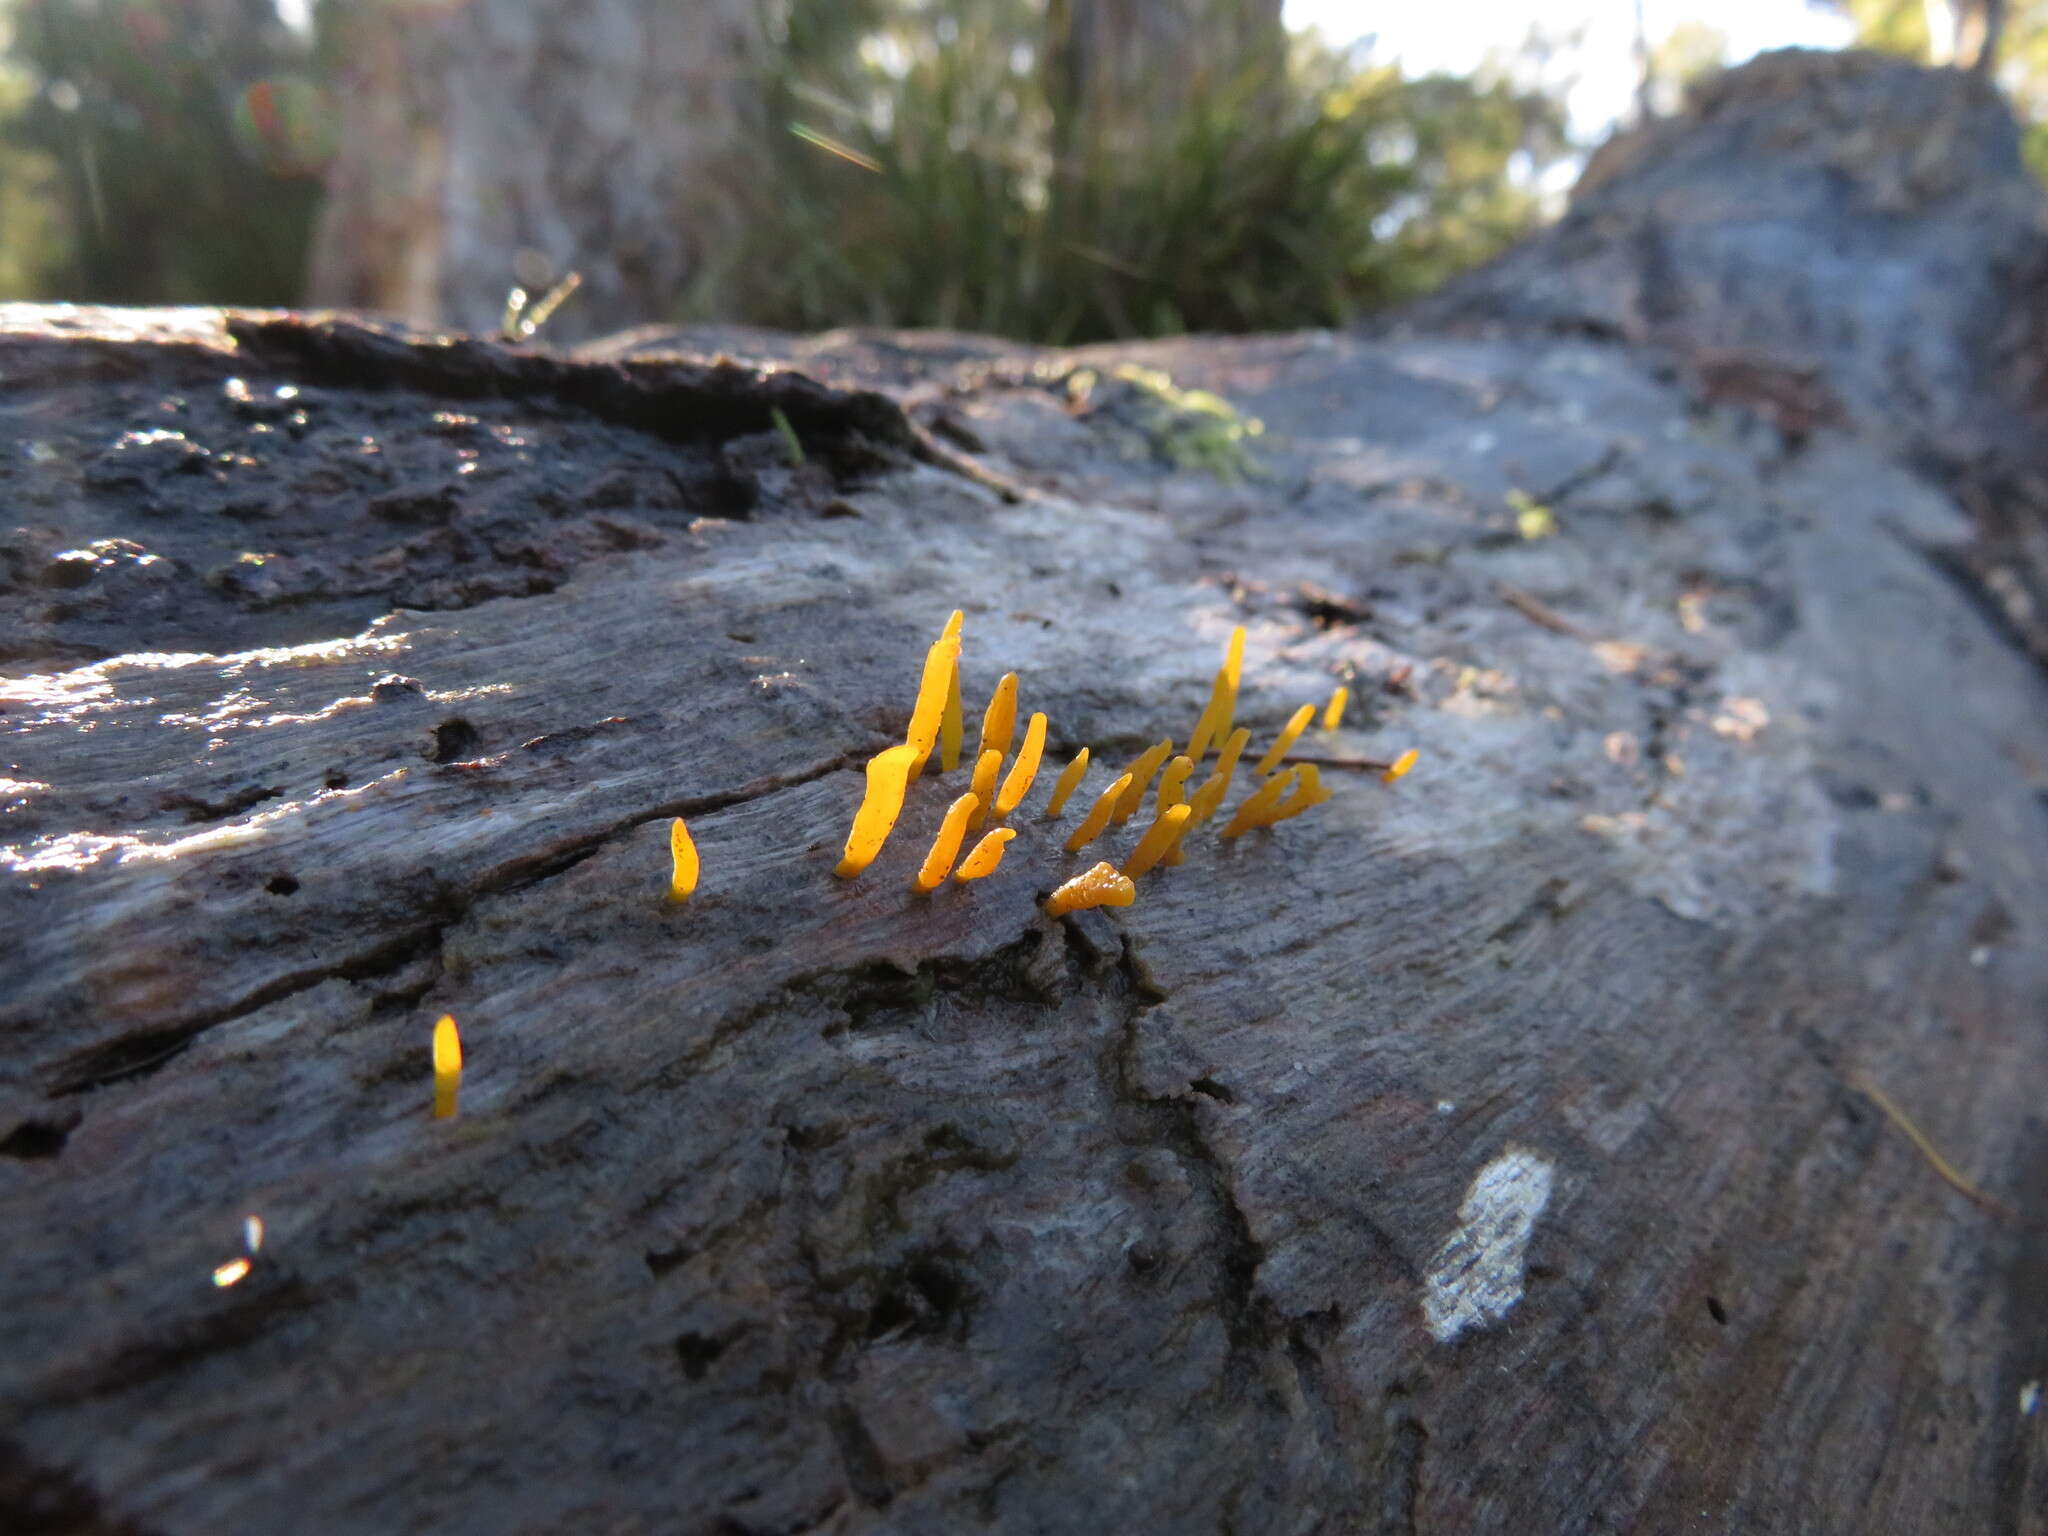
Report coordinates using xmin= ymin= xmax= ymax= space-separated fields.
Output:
xmin=978 ymin=672 xmax=1019 ymax=765
xmin=953 ymin=827 xmax=1016 ymax=882
xmin=914 ymin=793 xmax=980 ymax=892
xmin=1254 ymin=704 xmax=1317 ymax=778
xmin=1156 ymin=754 xmax=1195 ymax=810
xmin=1045 ymin=748 xmax=1091 ymax=816
xmin=1265 ymin=764 xmax=1330 ymax=823
xmin=906 ymin=632 xmax=962 ymax=778
xmin=1124 ymin=803 xmax=1193 ymax=879
xmin=1323 ymin=686 xmax=1349 ymax=731
xmin=967 ymin=748 xmax=1002 ymax=830
xmin=994 ymin=711 xmax=1048 ymax=817
xmin=1044 ymin=860 xmax=1138 ymax=917
xmin=1112 ymin=740 xmax=1173 ymax=824
xmin=432 ymin=1013 xmax=462 ymax=1120
xmin=1185 ymin=728 xmax=1252 ymax=829
xmin=939 ymin=611 xmax=965 ymax=772
xmin=1221 ymin=767 xmax=1298 ymax=839
xmin=212 ymin=1257 xmax=252 ymax=1288
xmin=1223 ymin=624 xmax=1246 ymax=687
xmin=1065 ymin=772 xmax=1133 ymax=853
xmin=668 ymin=816 xmax=699 ymax=902
xmin=1187 ymin=670 xmax=1231 ymax=762
xmin=1381 ymin=747 xmax=1419 ymax=784
xmin=834 ymin=743 xmax=919 ymax=877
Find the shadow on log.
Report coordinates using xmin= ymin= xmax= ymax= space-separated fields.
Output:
xmin=2 ymin=48 xmax=2046 ymax=1536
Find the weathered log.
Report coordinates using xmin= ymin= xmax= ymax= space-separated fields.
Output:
xmin=4 ymin=50 xmax=2047 ymax=1536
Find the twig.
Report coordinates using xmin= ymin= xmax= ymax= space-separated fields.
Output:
xmin=1498 ymin=582 xmax=1599 ymax=641
xmin=1850 ymin=1070 xmax=2019 ymax=1222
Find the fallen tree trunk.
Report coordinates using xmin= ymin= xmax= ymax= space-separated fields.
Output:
xmin=3 ymin=49 xmax=2046 ymax=1536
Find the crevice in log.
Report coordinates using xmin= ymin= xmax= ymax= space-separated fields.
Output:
xmin=44 ymin=747 xmax=871 ymax=1098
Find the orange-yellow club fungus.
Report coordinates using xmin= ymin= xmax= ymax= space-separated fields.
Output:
xmin=1065 ymin=771 xmax=1134 ymax=853
xmin=834 ymin=743 xmax=920 ymax=877
xmin=432 ymin=1013 xmax=462 ymax=1120
xmin=914 ymin=792 xmax=980 ymax=892
xmin=1045 ymin=747 xmax=1091 ymax=817
xmin=1123 ymin=803 xmax=1192 ymax=879
xmin=1265 ymin=764 xmax=1331 ymax=823
xmin=1323 ymin=685 xmax=1349 ymax=731
xmin=953 ymin=826 xmax=1016 ymax=882
xmin=967 ymin=748 xmax=1002 ymax=830
xmin=1381 ymin=747 xmax=1420 ymax=784
xmin=938 ymin=610 xmax=965 ymax=771
xmin=1254 ymin=704 xmax=1317 ymax=778
xmin=978 ymin=672 xmax=1019 ymax=764
xmin=668 ymin=816 xmax=699 ymax=902
xmin=906 ymin=630 xmax=962 ymax=778
xmin=212 ymin=1257 xmax=252 ymax=1288
xmin=1186 ymin=625 xmax=1246 ymax=760
xmin=1156 ymin=754 xmax=1195 ymax=810
xmin=1044 ymin=860 xmax=1137 ymax=917
xmin=1221 ymin=767 xmax=1299 ymax=839
xmin=994 ymin=711 xmax=1048 ymax=817
xmin=1112 ymin=740 xmax=1174 ymax=824
xmin=1184 ymin=728 xmax=1252 ymax=830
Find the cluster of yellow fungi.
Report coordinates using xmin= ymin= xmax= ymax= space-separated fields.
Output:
xmin=823 ymin=612 xmax=1418 ymax=919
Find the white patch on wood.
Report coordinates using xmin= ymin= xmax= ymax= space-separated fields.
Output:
xmin=1423 ymin=1148 xmax=1555 ymax=1344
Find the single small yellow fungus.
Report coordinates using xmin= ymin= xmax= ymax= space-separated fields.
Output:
xmin=1323 ymin=686 xmax=1349 ymax=731
xmin=939 ymin=612 xmax=965 ymax=772
xmin=1222 ymin=767 xmax=1299 ymax=839
xmin=1381 ymin=747 xmax=1420 ymax=784
xmin=1214 ymin=726 xmax=1251 ymax=783
xmin=906 ymin=633 xmax=961 ymax=778
xmin=212 ymin=1257 xmax=252 ymax=1288
xmin=994 ymin=711 xmax=1048 ymax=816
xmin=1045 ymin=748 xmax=1091 ymax=817
xmin=1156 ymin=754 xmax=1195 ymax=810
xmin=1066 ymin=772 xmax=1133 ymax=853
xmin=914 ymin=793 xmax=980 ymax=892
xmin=1254 ymin=704 xmax=1317 ymax=778
xmin=1123 ymin=803 xmax=1193 ymax=879
xmin=1044 ymin=860 xmax=1137 ymax=917
xmin=835 ymin=743 xmax=920 ymax=877
xmin=668 ymin=816 xmax=699 ymax=902
xmin=978 ymin=672 xmax=1019 ymax=765
xmin=1112 ymin=740 xmax=1173 ymax=824
xmin=1186 ymin=771 xmax=1231 ymax=827
xmin=1223 ymin=624 xmax=1247 ymax=688
xmin=967 ymin=748 xmax=1002 ymax=829
xmin=953 ymin=827 xmax=1016 ymax=882
xmin=432 ymin=1013 xmax=462 ymax=1120
xmin=1266 ymin=764 xmax=1331 ymax=823
xmin=1187 ymin=670 xmax=1230 ymax=762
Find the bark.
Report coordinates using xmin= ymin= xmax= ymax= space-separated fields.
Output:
xmin=306 ymin=0 xmax=768 ymax=340
xmin=4 ymin=48 xmax=2048 ymax=1536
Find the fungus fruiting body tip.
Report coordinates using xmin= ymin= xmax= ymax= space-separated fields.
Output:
xmin=835 ymin=743 xmax=919 ymax=877
xmin=1044 ymin=860 xmax=1137 ymax=917
xmin=1323 ymin=686 xmax=1349 ymax=731
xmin=1382 ymin=747 xmax=1419 ymax=784
xmin=994 ymin=711 xmax=1048 ymax=816
xmin=432 ymin=1013 xmax=462 ymax=1120
xmin=1113 ymin=740 xmax=1173 ymax=824
xmin=954 ymin=826 xmax=1016 ymax=882
xmin=1254 ymin=704 xmax=1316 ymax=778
xmin=1124 ymin=803 xmax=1192 ymax=879
xmin=668 ymin=816 xmax=699 ymax=902
xmin=1066 ymin=772 xmax=1133 ymax=853
xmin=1045 ymin=748 xmax=1091 ymax=817
xmin=914 ymin=793 xmax=980 ymax=892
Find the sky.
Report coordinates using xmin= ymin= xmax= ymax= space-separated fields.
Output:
xmin=1283 ymin=0 xmax=1856 ymax=138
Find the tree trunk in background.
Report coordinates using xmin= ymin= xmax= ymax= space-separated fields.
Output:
xmin=307 ymin=0 xmax=768 ymax=340
xmin=1044 ymin=0 xmax=1286 ymax=162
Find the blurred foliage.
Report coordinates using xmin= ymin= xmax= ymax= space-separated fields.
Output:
xmin=731 ymin=0 xmax=1569 ymax=341
xmin=0 ymin=0 xmax=1568 ymax=336
xmin=1828 ymin=0 xmax=2048 ymax=180
xmin=0 ymin=0 xmax=337 ymax=304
